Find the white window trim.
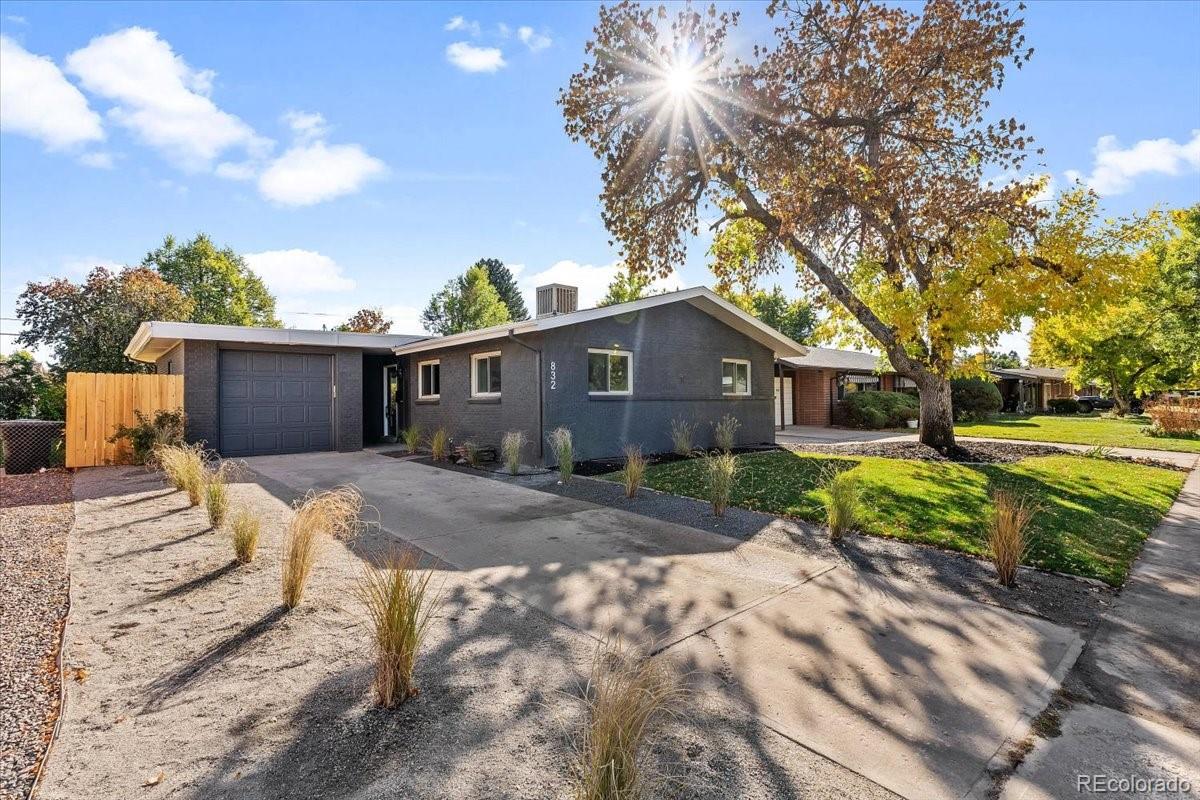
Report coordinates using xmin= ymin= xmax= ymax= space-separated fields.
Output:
xmin=722 ymin=358 xmax=752 ymax=396
xmin=471 ymin=350 xmax=503 ymax=398
xmin=587 ymin=348 xmax=634 ymax=396
xmin=418 ymin=359 xmax=440 ymax=400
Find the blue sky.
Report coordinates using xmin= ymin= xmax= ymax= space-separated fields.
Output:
xmin=2 ymin=0 xmax=1198 ymax=359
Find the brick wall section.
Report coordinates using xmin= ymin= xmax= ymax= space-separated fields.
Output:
xmin=794 ymin=367 xmax=834 ymax=426
xmin=336 ymin=349 xmax=363 ymax=452
xmin=182 ymin=340 xmax=219 ymax=448
xmin=154 ymin=343 xmax=185 ymax=376
xmin=881 ymin=373 xmax=895 ymax=391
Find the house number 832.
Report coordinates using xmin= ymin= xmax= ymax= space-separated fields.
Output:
xmin=549 ymin=361 xmax=557 ymax=390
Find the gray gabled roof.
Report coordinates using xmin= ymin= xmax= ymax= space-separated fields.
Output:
xmin=782 ymin=346 xmax=886 ymax=373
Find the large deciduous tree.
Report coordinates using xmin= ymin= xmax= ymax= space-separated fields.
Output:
xmin=16 ymin=266 xmax=194 ymax=373
xmin=477 ymin=258 xmax=530 ymax=321
xmin=143 ymin=233 xmax=280 ymax=327
xmin=560 ymin=0 xmax=1151 ymax=449
xmin=1031 ymin=206 xmax=1200 ymax=413
xmin=335 ymin=307 xmax=392 ymax=333
xmin=421 ymin=264 xmax=512 ymax=335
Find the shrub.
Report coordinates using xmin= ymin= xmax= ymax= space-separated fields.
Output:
xmin=458 ymin=441 xmax=482 ymax=468
xmin=549 ymin=426 xmax=574 ymax=482
xmin=711 ymin=413 xmax=741 ymax=452
xmin=951 ymin=378 xmax=1002 ymax=421
xmin=837 ymin=391 xmax=918 ymax=429
xmin=501 ymin=430 xmax=527 ymax=475
xmin=157 ymin=443 xmax=206 ymax=505
xmin=620 ymin=445 xmax=646 ymax=499
xmin=824 ymin=469 xmax=860 ymax=542
xmin=427 ymin=427 xmax=449 ymax=461
xmin=669 ymin=417 xmax=696 ymax=456
xmin=357 ymin=549 xmax=441 ymax=708
xmin=108 ymin=408 xmax=186 ymax=466
xmin=230 ymin=506 xmax=261 ymax=564
xmin=1047 ymin=398 xmax=1080 ymax=414
xmin=282 ymin=486 xmax=365 ymax=609
xmin=988 ymin=490 xmax=1036 ymax=587
xmin=703 ymin=451 xmax=739 ymax=517
xmin=573 ymin=639 xmax=683 ymax=800
xmin=401 ymin=425 xmax=422 ymax=453
xmin=1083 ymin=445 xmax=1114 ymax=459
xmin=203 ymin=463 xmax=232 ymax=529
xmin=1146 ymin=400 xmax=1200 ymax=438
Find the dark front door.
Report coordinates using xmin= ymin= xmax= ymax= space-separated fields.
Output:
xmin=219 ymin=350 xmax=334 ymax=456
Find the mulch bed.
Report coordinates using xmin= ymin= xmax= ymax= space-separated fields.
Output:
xmin=573 ymin=445 xmax=779 ymax=477
xmin=783 ymin=440 xmax=1070 ymax=463
xmin=0 ymin=469 xmax=74 ymax=800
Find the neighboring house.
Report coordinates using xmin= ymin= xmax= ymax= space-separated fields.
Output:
xmin=124 ymin=286 xmax=806 ymax=464
xmin=989 ymin=366 xmax=1089 ymax=412
xmin=775 ymin=347 xmax=911 ymax=427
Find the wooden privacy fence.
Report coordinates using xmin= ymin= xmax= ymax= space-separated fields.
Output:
xmin=65 ymin=372 xmax=184 ymax=468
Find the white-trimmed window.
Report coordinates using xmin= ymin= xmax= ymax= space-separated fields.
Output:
xmin=722 ymin=358 xmax=751 ymax=396
xmin=418 ymin=359 xmax=441 ymax=399
xmin=471 ymin=351 xmax=502 ymax=397
xmin=588 ymin=348 xmax=632 ymax=395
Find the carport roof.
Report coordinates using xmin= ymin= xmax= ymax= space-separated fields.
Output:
xmin=781 ymin=346 xmax=886 ymax=373
xmin=124 ymin=320 xmax=427 ymax=363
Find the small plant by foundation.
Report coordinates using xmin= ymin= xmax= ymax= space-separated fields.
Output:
xmin=230 ymin=506 xmax=261 ymax=564
xmin=620 ymin=445 xmax=646 ymax=499
xmin=203 ymin=462 xmax=232 ymax=529
xmin=501 ymin=430 xmax=527 ymax=475
xmin=427 ymin=427 xmax=450 ymax=461
xmin=669 ymin=417 xmax=696 ymax=456
xmin=401 ymin=425 xmax=422 ymax=453
xmin=711 ymin=414 xmax=741 ymax=452
xmin=281 ymin=486 xmax=365 ymax=609
xmin=549 ymin=426 xmax=574 ymax=482
xmin=824 ymin=469 xmax=860 ymax=542
xmin=573 ymin=638 xmax=684 ymax=800
xmin=357 ymin=549 xmax=442 ymax=708
xmin=703 ymin=451 xmax=739 ymax=517
xmin=156 ymin=443 xmax=206 ymax=505
xmin=458 ymin=441 xmax=482 ymax=468
xmin=988 ymin=489 xmax=1037 ymax=587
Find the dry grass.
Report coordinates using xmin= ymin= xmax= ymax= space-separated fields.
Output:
xmin=230 ymin=506 xmax=261 ymax=564
xmin=668 ymin=417 xmax=696 ymax=456
xmin=573 ymin=639 xmax=684 ymax=800
xmin=824 ymin=469 xmax=860 ymax=542
xmin=203 ymin=460 xmax=241 ymax=530
xmin=620 ymin=445 xmax=646 ymax=499
xmin=357 ymin=549 xmax=442 ymax=707
xmin=401 ymin=425 xmax=422 ymax=453
xmin=711 ymin=414 xmax=741 ymax=452
xmin=703 ymin=451 xmax=739 ymax=517
xmin=501 ymin=430 xmax=527 ymax=475
xmin=988 ymin=489 xmax=1037 ymax=587
xmin=281 ymin=486 xmax=365 ymax=609
xmin=427 ymin=427 xmax=450 ymax=461
xmin=549 ymin=426 xmax=574 ymax=482
xmin=156 ymin=443 xmax=206 ymax=506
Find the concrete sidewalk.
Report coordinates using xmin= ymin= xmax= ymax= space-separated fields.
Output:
xmin=247 ymin=450 xmax=1082 ymax=800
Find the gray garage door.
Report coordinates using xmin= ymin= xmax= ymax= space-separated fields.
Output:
xmin=219 ymin=350 xmax=334 ymax=456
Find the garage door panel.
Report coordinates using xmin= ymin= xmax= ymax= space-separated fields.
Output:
xmin=219 ymin=351 xmax=334 ymax=457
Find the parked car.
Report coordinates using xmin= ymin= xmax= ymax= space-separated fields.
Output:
xmin=1075 ymin=395 xmax=1142 ymax=413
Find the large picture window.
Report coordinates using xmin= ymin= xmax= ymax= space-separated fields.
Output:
xmin=588 ymin=348 xmax=632 ymax=395
xmin=722 ymin=359 xmax=751 ymax=396
xmin=471 ymin=351 xmax=502 ymax=397
xmin=418 ymin=360 xmax=440 ymax=399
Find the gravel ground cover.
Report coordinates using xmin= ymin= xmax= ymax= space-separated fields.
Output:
xmin=39 ymin=466 xmax=897 ymax=800
xmin=0 ymin=470 xmax=74 ymax=800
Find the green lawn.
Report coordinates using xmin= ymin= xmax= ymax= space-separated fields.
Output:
xmin=955 ymin=414 xmax=1200 ymax=454
xmin=614 ymin=451 xmax=1185 ymax=586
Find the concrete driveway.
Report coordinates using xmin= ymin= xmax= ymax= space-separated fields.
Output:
xmin=246 ymin=451 xmax=1082 ymax=800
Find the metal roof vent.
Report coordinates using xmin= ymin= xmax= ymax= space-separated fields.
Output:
xmin=536 ymin=284 xmax=578 ymax=318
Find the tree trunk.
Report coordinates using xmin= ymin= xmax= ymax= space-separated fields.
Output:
xmin=916 ymin=375 xmax=957 ymax=451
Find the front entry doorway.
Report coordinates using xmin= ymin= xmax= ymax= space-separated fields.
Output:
xmin=384 ymin=364 xmax=401 ymax=439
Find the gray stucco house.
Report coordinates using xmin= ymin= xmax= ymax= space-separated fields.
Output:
xmin=124 ymin=285 xmax=806 ymax=465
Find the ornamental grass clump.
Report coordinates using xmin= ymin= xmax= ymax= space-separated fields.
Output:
xmin=401 ymin=425 xmax=422 ymax=453
xmin=230 ymin=506 xmax=261 ymax=564
xmin=549 ymin=426 xmax=574 ymax=482
xmin=620 ymin=445 xmax=646 ymax=499
xmin=988 ymin=489 xmax=1037 ymax=587
xmin=427 ymin=427 xmax=450 ymax=461
xmin=703 ymin=451 xmax=739 ymax=517
xmin=711 ymin=414 xmax=741 ymax=452
xmin=157 ymin=443 xmax=206 ymax=506
xmin=203 ymin=462 xmax=232 ymax=530
xmin=281 ymin=486 xmax=365 ymax=610
xmin=669 ymin=417 xmax=696 ymax=457
xmin=357 ymin=549 xmax=442 ymax=708
xmin=501 ymin=430 xmax=527 ymax=475
xmin=824 ymin=469 xmax=860 ymax=542
xmin=573 ymin=639 xmax=684 ymax=800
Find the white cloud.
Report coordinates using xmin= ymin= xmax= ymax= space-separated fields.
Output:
xmin=64 ymin=27 xmax=270 ymax=171
xmin=257 ymin=141 xmax=386 ymax=206
xmin=78 ymin=151 xmax=114 ymax=169
xmin=379 ymin=304 xmax=424 ymax=334
xmin=4 ymin=15 xmax=28 ymax=25
xmin=214 ymin=160 xmax=256 ymax=181
xmin=445 ymin=41 xmax=506 ymax=73
xmin=282 ymin=110 xmax=329 ymax=143
xmin=444 ymin=16 xmax=481 ymax=37
xmin=1067 ymin=130 xmax=1200 ymax=195
xmin=517 ymin=26 xmax=552 ymax=52
xmin=519 ymin=260 xmax=684 ymax=311
xmin=0 ymin=34 xmax=104 ymax=150
xmin=244 ymin=249 xmax=356 ymax=294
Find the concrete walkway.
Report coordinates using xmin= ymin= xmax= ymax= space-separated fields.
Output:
xmin=246 ymin=451 xmax=1082 ymax=800
xmin=1000 ymin=466 xmax=1200 ymax=799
